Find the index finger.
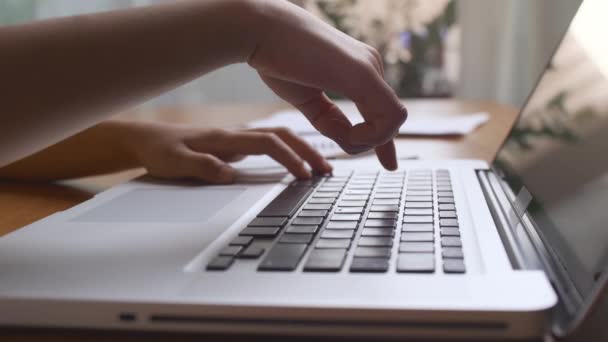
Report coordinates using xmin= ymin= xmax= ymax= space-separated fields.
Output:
xmin=348 ymin=76 xmax=408 ymax=147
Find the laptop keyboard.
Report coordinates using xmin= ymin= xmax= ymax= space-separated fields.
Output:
xmin=206 ymin=169 xmax=466 ymax=274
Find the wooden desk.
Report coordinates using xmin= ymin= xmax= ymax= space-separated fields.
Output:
xmin=1 ymin=99 xmax=525 ymax=341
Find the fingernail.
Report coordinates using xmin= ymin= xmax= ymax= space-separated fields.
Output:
xmin=323 ymin=161 xmax=333 ymax=172
xmin=301 ymin=168 xmax=312 ymax=179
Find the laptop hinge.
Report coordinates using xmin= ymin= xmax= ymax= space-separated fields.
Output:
xmin=477 ymin=169 xmax=585 ymax=337
xmin=513 ymin=186 xmax=533 ymax=218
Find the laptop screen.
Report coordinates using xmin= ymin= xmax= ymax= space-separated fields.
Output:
xmin=494 ymin=0 xmax=608 ymax=300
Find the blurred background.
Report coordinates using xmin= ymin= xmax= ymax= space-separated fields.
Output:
xmin=0 ymin=0 xmax=581 ymax=109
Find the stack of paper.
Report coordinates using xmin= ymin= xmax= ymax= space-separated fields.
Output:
xmin=248 ymin=101 xmax=489 ymax=136
xmin=234 ymin=100 xmax=490 ymax=181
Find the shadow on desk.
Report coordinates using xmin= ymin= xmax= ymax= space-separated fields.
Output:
xmin=1 ymin=327 xmax=544 ymax=342
xmin=0 ymin=182 xmax=94 ymax=237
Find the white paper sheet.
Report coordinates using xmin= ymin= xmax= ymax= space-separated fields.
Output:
xmin=249 ymin=101 xmax=489 ymax=136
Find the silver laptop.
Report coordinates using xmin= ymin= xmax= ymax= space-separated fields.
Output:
xmin=1 ymin=0 xmax=606 ymax=339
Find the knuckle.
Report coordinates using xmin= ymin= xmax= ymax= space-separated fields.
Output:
xmin=397 ymin=104 xmax=408 ymax=124
xmin=365 ymin=44 xmax=381 ymax=61
xmin=275 ymin=126 xmax=293 ymax=137
xmin=261 ymin=132 xmax=281 ymax=147
xmin=206 ymin=128 xmax=228 ymax=140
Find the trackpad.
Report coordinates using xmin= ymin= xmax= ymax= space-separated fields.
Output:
xmin=72 ymin=187 xmax=245 ymax=222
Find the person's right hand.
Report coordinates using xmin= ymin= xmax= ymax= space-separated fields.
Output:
xmin=247 ymin=0 xmax=408 ymax=170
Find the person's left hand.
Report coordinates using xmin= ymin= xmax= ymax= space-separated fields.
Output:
xmin=125 ymin=121 xmax=332 ymax=184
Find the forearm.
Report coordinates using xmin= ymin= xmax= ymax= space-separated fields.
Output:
xmin=0 ymin=120 xmax=141 ymax=181
xmin=0 ymin=0 xmax=262 ymax=168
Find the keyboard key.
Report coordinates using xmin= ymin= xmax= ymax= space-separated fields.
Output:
xmin=219 ymin=245 xmax=242 ymax=257
xmin=438 ymin=204 xmax=456 ymax=211
xmin=318 ymin=186 xmax=343 ymax=192
xmin=240 ymin=226 xmax=280 ymax=238
xmin=370 ymin=205 xmax=399 ymax=212
xmin=347 ymin=184 xmax=373 ymax=190
xmin=439 ymin=218 xmax=459 ymax=227
xmin=407 ymin=190 xmax=432 ymax=196
xmin=308 ymin=198 xmax=335 ymax=204
xmin=304 ymin=203 xmax=332 ymax=211
xmin=441 ymin=237 xmax=462 ymax=247
xmin=291 ymin=178 xmax=323 ymax=187
xmin=401 ymin=232 xmax=434 ymax=242
xmin=229 ymin=236 xmax=253 ymax=246
xmin=351 ymin=179 xmax=375 ymax=183
xmin=407 ymin=185 xmax=432 ymax=190
xmin=443 ymin=259 xmax=466 ymax=273
xmin=364 ymin=219 xmax=396 ymax=227
xmin=436 ymin=186 xmax=453 ymax=191
xmin=259 ymin=243 xmax=308 ymax=271
xmin=316 ymin=238 xmax=351 ymax=249
xmin=321 ymin=229 xmax=355 ymax=239
xmin=361 ymin=228 xmax=394 ymax=237
xmin=437 ymin=191 xmax=454 ymax=197
xmin=379 ymin=179 xmax=403 ymax=184
xmin=408 ymin=177 xmax=432 ymax=181
xmin=368 ymin=212 xmax=398 ymax=219
xmin=342 ymin=195 xmax=368 ymax=201
xmin=239 ymin=245 xmax=265 ymax=259
xmin=374 ymin=193 xmax=400 ymax=199
xmin=442 ymin=247 xmax=464 ymax=259
xmin=286 ymin=225 xmax=319 ymax=234
xmin=338 ymin=200 xmax=367 ymax=207
xmin=402 ymin=223 xmax=434 ymax=232
xmin=326 ymin=221 xmax=358 ymax=229
xmin=304 ymin=249 xmax=347 ymax=272
xmin=405 ymin=202 xmax=433 ymax=209
xmin=335 ymin=207 xmax=364 ymax=214
xmin=358 ymin=236 xmax=393 ymax=247
xmin=399 ymin=242 xmax=434 ymax=253
xmin=439 ymin=211 xmax=457 ymax=218
xmin=372 ymin=198 xmax=400 ymax=205
xmin=345 ymin=189 xmax=371 ymax=195
xmin=331 ymin=213 xmax=361 ymax=221
xmin=406 ymin=196 xmax=433 ymax=202
xmin=350 ymin=257 xmax=389 ymax=272
xmin=376 ymin=187 xmax=402 ymax=193
xmin=397 ymin=253 xmax=435 ymax=273
xmin=298 ymin=210 xmax=328 ymax=217
xmin=280 ymin=233 xmax=314 ymax=244
xmin=325 ymin=178 xmax=348 ymax=183
xmin=249 ymin=217 xmax=287 ymax=227
xmin=206 ymin=256 xmax=234 ymax=271
xmin=258 ymin=185 xmax=313 ymax=217
xmin=404 ymin=208 xmax=433 ymax=216
xmin=408 ymin=179 xmax=432 ymax=183
xmin=354 ymin=247 xmax=392 ymax=258
xmin=440 ymin=227 xmax=460 ymax=236
xmin=438 ymin=197 xmax=455 ymax=204
xmin=313 ymin=192 xmax=340 ymax=198
xmin=293 ymin=217 xmax=324 ymax=225
xmin=403 ymin=216 xmax=433 ymax=223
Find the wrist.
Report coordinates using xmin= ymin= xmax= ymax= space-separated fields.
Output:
xmin=184 ymin=0 xmax=269 ymax=65
xmin=104 ymin=120 xmax=147 ymax=169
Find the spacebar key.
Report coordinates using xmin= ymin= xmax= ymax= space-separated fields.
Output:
xmin=258 ymin=244 xmax=308 ymax=271
xmin=258 ymin=185 xmax=313 ymax=217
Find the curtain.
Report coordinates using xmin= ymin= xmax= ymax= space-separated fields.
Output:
xmin=457 ymin=0 xmax=582 ymax=108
